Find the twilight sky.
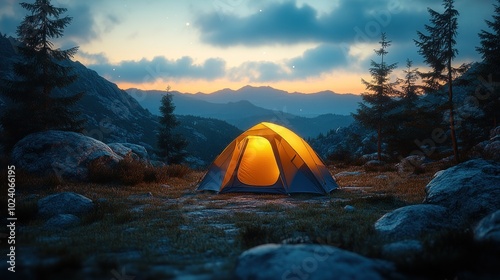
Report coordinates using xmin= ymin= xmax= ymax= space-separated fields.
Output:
xmin=0 ymin=0 xmax=496 ymax=94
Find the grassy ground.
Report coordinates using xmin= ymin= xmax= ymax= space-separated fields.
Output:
xmin=0 ymin=163 xmax=459 ymax=279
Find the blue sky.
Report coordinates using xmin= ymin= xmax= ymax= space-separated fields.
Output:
xmin=0 ymin=0 xmax=496 ymax=93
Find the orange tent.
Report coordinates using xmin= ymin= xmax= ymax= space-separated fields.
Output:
xmin=197 ymin=122 xmax=338 ymax=194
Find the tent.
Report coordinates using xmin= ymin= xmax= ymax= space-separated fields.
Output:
xmin=197 ymin=122 xmax=338 ymax=195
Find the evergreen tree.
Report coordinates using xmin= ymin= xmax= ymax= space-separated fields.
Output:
xmin=157 ymin=91 xmax=188 ymax=164
xmin=353 ymin=33 xmax=398 ymax=161
xmin=387 ymin=59 xmax=434 ymax=156
xmin=414 ymin=0 xmax=465 ymax=163
xmin=476 ymin=0 xmax=500 ymax=126
xmin=0 ymin=0 xmax=84 ymax=151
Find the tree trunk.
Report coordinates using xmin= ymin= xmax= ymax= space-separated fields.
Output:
xmin=377 ymin=122 xmax=382 ymax=161
xmin=448 ymin=59 xmax=460 ymax=164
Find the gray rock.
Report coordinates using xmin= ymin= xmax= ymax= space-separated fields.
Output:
xmin=107 ymin=143 xmax=134 ymax=158
xmin=108 ymin=142 xmax=149 ymax=161
xmin=343 ymin=205 xmax=356 ymax=212
xmin=38 ymin=192 xmax=94 ymax=218
xmin=12 ymin=130 xmax=122 ymax=181
xmin=375 ymin=204 xmax=456 ymax=240
xmin=474 ymin=210 xmax=500 ymax=243
xmin=381 ymin=240 xmax=423 ymax=260
xmin=335 ymin=171 xmax=364 ymax=177
xmin=120 ymin=143 xmax=148 ymax=159
xmin=236 ymin=244 xmax=396 ymax=280
xmin=396 ymin=155 xmax=425 ymax=173
xmin=364 ymin=160 xmax=386 ymax=167
xmin=424 ymin=159 xmax=500 ymax=224
xmin=375 ymin=175 xmax=388 ymax=179
xmin=44 ymin=214 xmax=80 ymax=229
xmin=361 ymin=153 xmax=389 ymax=162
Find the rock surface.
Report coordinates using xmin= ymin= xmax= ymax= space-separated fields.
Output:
xmin=474 ymin=210 xmax=500 ymax=243
xmin=381 ymin=240 xmax=423 ymax=260
xmin=374 ymin=204 xmax=455 ymax=240
xmin=44 ymin=214 xmax=81 ymax=230
xmin=38 ymin=192 xmax=94 ymax=218
xmin=235 ymin=244 xmax=396 ymax=280
xmin=396 ymin=155 xmax=425 ymax=173
xmin=424 ymin=159 xmax=500 ymax=224
xmin=108 ymin=142 xmax=149 ymax=161
xmin=12 ymin=130 xmax=122 ymax=180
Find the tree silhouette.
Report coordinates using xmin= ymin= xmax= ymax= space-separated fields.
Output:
xmin=477 ymin=0 xmax=500 ymax=127
xmin=0 ymin=0 xmax=84 ymax=152
xmin=354 ymin=33 xmax=398 ymax=161
xmin=157 ymin=89 xmax=188 ymax=164
xmin=415 ymin=0 xmax=466 ymax=163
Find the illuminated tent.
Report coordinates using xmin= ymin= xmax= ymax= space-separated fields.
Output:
xmin=197 ymin=122 xmax=338 ymax=195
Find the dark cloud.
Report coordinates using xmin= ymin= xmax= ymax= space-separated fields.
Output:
xmin=195 ymin=0 xmax=493 ymax=49
xmin=87 ymin=55 xmax=226 ymax=82
xmin=195 ymin=0 xmax=430 ymax=46
xmin=0 ymin=1 xmax=119 ymax=45
xmin=228 ymin=43 xmax=352 ymax=82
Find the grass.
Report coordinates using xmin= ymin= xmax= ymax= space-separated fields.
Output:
xmin=7 ymin=161 xmax=480 ymax=279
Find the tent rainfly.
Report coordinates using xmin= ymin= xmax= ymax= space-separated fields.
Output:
xmin=197 ymin=122 xmax=338 ymax=195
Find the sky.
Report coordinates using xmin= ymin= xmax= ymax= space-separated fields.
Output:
xmin=0 ymin=0 xmax=496 ymax=94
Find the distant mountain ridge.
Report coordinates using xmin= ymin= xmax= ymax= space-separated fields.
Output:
xmin=130 ymin=85 xmax=361 ymax=117
xmin=127 ymin=88 xmax=356 ymax=138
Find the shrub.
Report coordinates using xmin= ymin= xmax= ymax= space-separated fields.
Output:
xmin=87 ymin=156 xmax=192 ymax=185
xmin=165 ymin=164 xmax=191 ymax=178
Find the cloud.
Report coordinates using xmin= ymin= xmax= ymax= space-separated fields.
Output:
xmin=195 ymin=0 xmax=429 ymax=47
xmin=0 ymin=1 xmax=120 ymax=45
xmin=195 ymin=0 xmax=493 ymax=53
xmin=228 ymin=43 xmax=353 ymax=82
xmin=86 ymin=55 xmax=227 ymax=82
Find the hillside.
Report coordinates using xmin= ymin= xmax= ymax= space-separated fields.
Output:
xmin=0 ymin=36 xmax=240 ymax=164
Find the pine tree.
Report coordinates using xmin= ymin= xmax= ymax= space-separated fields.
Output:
xmin=415 ymin=0 xmax=464 ymax=163
xmin=157 ymin=91 xmax=188 ymax=164
xmin=476 ymin=0 xmax=500 ymax=126
xmin=0 ymin=0 xmax=84 ymax=151
xmin=354 ymin=33 xmax=398 ymax=161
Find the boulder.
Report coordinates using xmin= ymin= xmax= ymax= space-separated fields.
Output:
xmin=44 ymin=214 xmax=81 ymax=230
xmin=474 ymin=210 xmax=500 ymax=243
xmin=108 ymin=142 xmax=149 ymax=161
xmin=12 ymin=130 xmax=122 ymax=181
xmin=374 ymin=204 xmax=456 ymax=241
xmin=472 ymin=126 xmax=500 ymax=160
xmin=235 ymin=244 xmax=397 ymax=280
xmin=381 ymin=240 xmax=423 ymax=260
xmin=424 ymin=159 xmax=500 ymax=224
xmin=38 ymin=192 xmax=94 ymax=218
xmin=396 ymin=155 xmax=425 ymax=173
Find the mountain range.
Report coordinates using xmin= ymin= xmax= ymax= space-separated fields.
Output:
xmin=127 ymin=87 xmax=358 ymax=138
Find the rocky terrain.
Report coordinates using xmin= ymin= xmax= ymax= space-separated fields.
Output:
xmin=1 ymin=158 xmax=499 ymax=279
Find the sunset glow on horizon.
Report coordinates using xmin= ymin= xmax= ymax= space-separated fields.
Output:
xmin=0 ymin=0 xmax=494 ymax=94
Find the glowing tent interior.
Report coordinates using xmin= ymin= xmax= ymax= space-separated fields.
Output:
xmin=197 ymin=122 xmax=338 ymax=195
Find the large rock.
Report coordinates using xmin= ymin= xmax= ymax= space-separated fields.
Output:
xmin=44 ymin=214 xmax=81 ymax=230
xmin=381 ymin=240 xmax=423 ymax=260
xmin=38 ymin=192 xmax=94 ymax=218
xmin=424 ymin=159 xmax=500 ymax=224
xmin=374 ymin=204 xmax=456 ymax=241
xmin=235 ymin=244 xmax=397 ymax=280
xmin=108 ymin=142 xmax=149 ymax=161
xmin=12 ymin=130 xmax=122 ymax=180
xmin=472 ymin=126 xmax=500 ymax=161
xmin=474 ymin=210 xmax=500 ymax=243
xmin=396 ymin=155 xmax=425 ymax=173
